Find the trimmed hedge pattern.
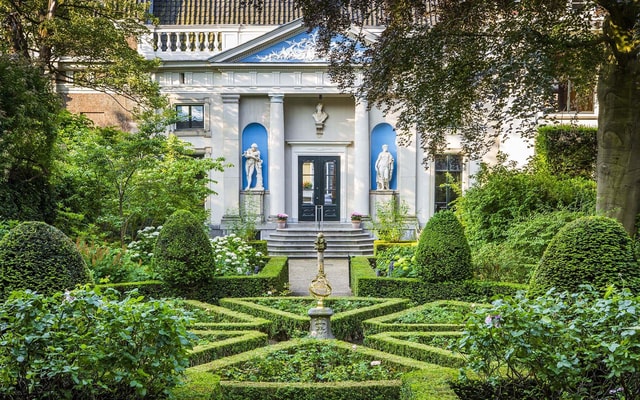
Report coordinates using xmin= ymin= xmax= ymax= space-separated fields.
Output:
xmin=189 ymin=330 xmax=269 ymax=367
xmin=365 ymin=332 xmax=465 ymax=368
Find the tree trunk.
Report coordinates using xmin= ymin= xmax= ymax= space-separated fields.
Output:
xmin=596 ymin=62 xmax=640 ymax=237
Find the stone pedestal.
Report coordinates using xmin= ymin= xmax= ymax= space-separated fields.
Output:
xmin=308 ymin=307 xmax=335 ymax=339
xmin=240 ymin=190 xmax=264 ymax=223
xmin=370 ymin=190 xmax=398 ymax=221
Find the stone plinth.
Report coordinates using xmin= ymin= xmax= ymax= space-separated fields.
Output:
xmin=308 ymin=307 xmax=335 ymax=339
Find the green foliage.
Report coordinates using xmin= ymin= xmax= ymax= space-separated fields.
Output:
xmin=472 ymin=210 xmax=588 ymax=283
xmin=153 ymin=210 xmax=216 ymax=297
xmin=0 ymin=0 xmax=162 ymax=108
xmin=534 ymin=125 xmax=597 ymax=179
xmin=76 ymin=239 xmax=156 ymax=284
xmin=0 ymin=56 xmax=61 ymax=223
xmin=529 ymin=216 xmax=640 ymax=297
xmin=351 ymin=256 xmax=525 ymax=303
xmin=217 ymin=341 xmax=406 ymax=383
xmin=0 ymin=221 xmax=91 ymax=299
xmin=376 ymin=244 xmax=419 ymax=278
xmin=457 ymin=287 xmax=640 ymax=399
xmin=219 ymin=297 xmax=409 ymax=341
xmin=188 ymin=330 xmax=269 ymax=367
xmin=200 ymin=339 xmax=429 ymax=400
xmin=415 ymin=211 xmax=472 ymax=283
xmin=53 ymin=113 xmax=226 ymax=243
xmin=365 ymin=332 xmax=465 ymax=369
xmin=369 ymin=199 xmax=410 ymax=242
xmin=210 ymin=234 xmax=266 ymax=276
xmin=0 ymin=287 xmax=194 ymax=399
xmin=456 ymin=161 xmax=596 ymax=247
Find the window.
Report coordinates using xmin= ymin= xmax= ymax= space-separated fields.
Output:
xmin=434 ymin=154 xmax=461 ymax=212
xmin=553 ymin=81 xmax=594 ymax=113
xmin=175 ymin=104 xmax=204 ymax=130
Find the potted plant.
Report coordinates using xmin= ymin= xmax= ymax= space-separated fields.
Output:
xmin=350 ymin=212 xmax=364 ymax=229
xmin=276 ymin=213 xmax=288 ymax=229
xmin=303 ymin=181 xmax=313 ymax=190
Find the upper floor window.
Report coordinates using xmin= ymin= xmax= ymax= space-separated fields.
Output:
xmin=553 ymin=81 xmax=594 ymax=113
xmin=434 ymin=154 xmax=462 ymax=212
xmin=176 ymin=104 xmax=204 ymax=130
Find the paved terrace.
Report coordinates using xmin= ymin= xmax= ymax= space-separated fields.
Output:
xmin=288 ymin=258 xmax=352 ymax=297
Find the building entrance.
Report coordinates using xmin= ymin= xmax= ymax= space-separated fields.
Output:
xmin=298 ymin=156 xmax=340 ymax=221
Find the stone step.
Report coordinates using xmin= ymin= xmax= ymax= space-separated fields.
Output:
xmin=266 ymin=223 xmax=375 ymax=259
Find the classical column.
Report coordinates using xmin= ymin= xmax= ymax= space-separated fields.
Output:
xmin=222 ymin=94 xmax=241 ymax=216
xmin=353 ymin=98 xmax=370 ymax=216
xmin=268 ymin=93 xmax=285 ymax=218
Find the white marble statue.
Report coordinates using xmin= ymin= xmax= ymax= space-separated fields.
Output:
xmin=242 ymin=143 xmax=263 ymax=190
xmin=312 ymin=102 xmax=328 ymax=133
xmin=375 ymin=144 xmax=394 ymax=190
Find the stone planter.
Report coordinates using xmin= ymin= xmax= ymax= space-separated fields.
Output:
xmin=277 ymin=220 xmax=287 ymax=229
xmin=351 ymin=220 xmax=361 ymax=229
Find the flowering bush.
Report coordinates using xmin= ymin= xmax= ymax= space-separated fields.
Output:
xmin=127 ymin=225 xmax=162 ymax=265
xmin=351 ymin=212 xmax=364 ymax=221
xmin=210 ymin=234 xmax=265 ymax=276
xmin=276 ymin=213 xmax=288 ymax=221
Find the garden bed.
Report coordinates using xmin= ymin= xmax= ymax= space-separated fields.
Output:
xmin=219 ymin=296 xmax=410 ymax=341
xmin=191 ymin=339 xmax=434 ymax=400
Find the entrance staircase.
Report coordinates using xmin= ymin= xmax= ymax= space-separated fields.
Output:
xmin=266 ymin=222 xmax=375 ymax=258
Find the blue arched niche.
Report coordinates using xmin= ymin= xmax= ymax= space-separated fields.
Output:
xmin=370 ymin=123 xmax=397 ymax=190
xmin=241 ymin=123 xmax=269 ymax=190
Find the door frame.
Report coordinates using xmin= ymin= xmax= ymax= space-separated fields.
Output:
xmin=298 ymin=156 xmax=340 ymax=221
xmin=289 ymin=142 xmax=350 ymax=223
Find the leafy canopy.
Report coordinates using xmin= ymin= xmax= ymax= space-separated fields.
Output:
xmin=0 ymin=0 xmax=162 ymax=109
xmin=293 ymin=0 xmax=626 ymax=157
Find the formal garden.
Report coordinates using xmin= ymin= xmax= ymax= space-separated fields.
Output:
xmin=1 ymin=125 xmax=640 ymax=399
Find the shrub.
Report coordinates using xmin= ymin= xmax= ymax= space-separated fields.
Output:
xmin=153 ymin=210 xmax=216 ymax=297
xmin=533 ymin=125 xmax=597 ymax=179
xmin=457 ymin=287 xmax=640 ymax=399
xmin=210 ymin=234 xmax=265 ymax=276
xmin=414 ymin=211 xmax=472 ymax=283
xmin=455 ymin=160 xmax=596 ymax=247
xmin=529 ymin=216 xmax=640 ymax=297
xmin=0 ymin=221 xmax=91 ymax=299
xmin=0 ymin=288 xmax=194 ymax=399
xmin=376 ymin=245 xmax=419 ymax=278
xmin=472 ymin=210 xmax=588 ymax=283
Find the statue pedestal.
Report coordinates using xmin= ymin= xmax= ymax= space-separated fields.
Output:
xmin=370 ymin=190 xmax=398 ymax=221
xmin=308 ymin=307 xmax=335 ymax=339
xmin=240 ymin=190 xmax=265 ymax=223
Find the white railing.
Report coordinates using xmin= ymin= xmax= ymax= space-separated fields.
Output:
xmin=151 ymin=28 xmax=224 ymax=53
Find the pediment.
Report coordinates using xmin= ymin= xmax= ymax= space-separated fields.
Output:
xmin=209 ymin=18 xmax=376 ymax=65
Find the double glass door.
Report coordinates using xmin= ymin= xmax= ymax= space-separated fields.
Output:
xmin=298 ymin=156 xmax=340 ymax=221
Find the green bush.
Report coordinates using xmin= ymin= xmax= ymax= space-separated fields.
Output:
xmin=0 ymin=288 xmax=194 ymax=399
xmin=534 ymin=125 xmax=597 ymax=179
xmin=0 ymin=221 xmax=91 ymax=299
xmin=457 ymin=287 xmax=640 ymax=399
xmin=455 ymin=161 xmax=596 ymax=247
xmin=529 ymin=216 xmax=640 ymax=297
xmin=414 ymin=211 xmax=472 ymax=283
xmin=472 ymin=210 xmax=588 ymax=283
xmin=153 ymin=210 xmax=216 ymax=297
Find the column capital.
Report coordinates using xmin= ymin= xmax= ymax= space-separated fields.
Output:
xmin=269 ymin=93 xmax=285 ymax=103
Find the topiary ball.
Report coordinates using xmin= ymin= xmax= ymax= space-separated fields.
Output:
xmin=528 ymin=216 xmax=640 ymax=297
xmin=152 ymin=209 xmax=216 ymax=297
xmin=0 ymin=221 xmax=91 ymax=299
xmin=414 ymin=210 xmax=473 ymax=283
